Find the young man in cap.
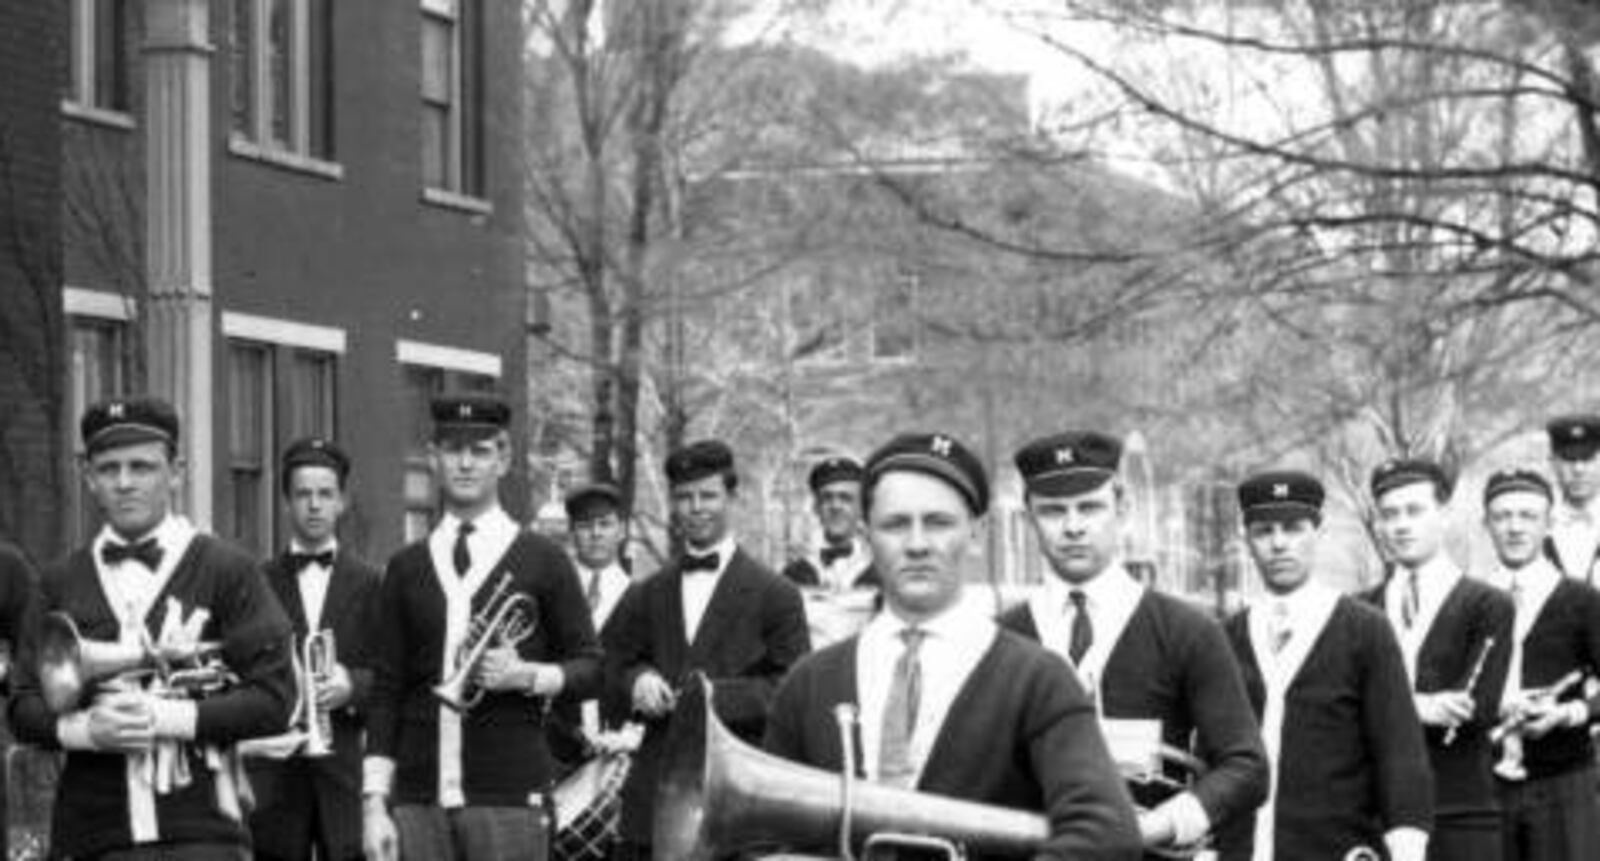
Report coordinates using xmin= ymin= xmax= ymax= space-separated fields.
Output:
xmin=8 ymin=396 xmax=295 ymax=860
xmin=363 ymin=394 xmax=601 ymax=861
xmin=246 ymin=437 xmax=380 ymax=861
xmin=1221 ymin=470 xmax=1432 ymax=861
xmin=782 ymin=456 xmax=878 ymax=592
xmin=1480 ymin=469 xmax=1600 ymax=861
xmin=764 ymin=431 xmax=1142 ymax=859
xmin=1544 ymin=415 xmax=1600 ymax=582
xmin=1364 ymin=459 xmax=1514 ymax=861
xmin=998 ymin=430 xmax=1267 ymax=857
xmin=602 ymin=439 xmax=810 ymax=860
xmin=782 ymin=455 xmax=881 ymax=649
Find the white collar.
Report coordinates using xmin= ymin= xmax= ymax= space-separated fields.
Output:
xmin=435 ymin=505 xmax=516 ymax=541
xmin=1043 ymin=558 xmax=1143 ymax=610
xmin=95 ymin=513 xmax=192 ymax=556
xmin=1555 ymin=495 xmax=1600 ymax=523
xmin=289 ymin=538 xmax=338 ymax=556
xmin=867 ymin=598 xmax=994 ymax=650
xmin=685 ymin=535 xmax=737 ymax=567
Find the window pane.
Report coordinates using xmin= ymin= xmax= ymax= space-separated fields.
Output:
xmin=231 ymin=0 xmax=255 ymax=134
xmin=68 ymin=319 xmax=128 ymax=543
xmin=228 ymin=342 xmax=272 ymax=555
xmin=307 ymin=0 xmax=334 ymax=158
xmin=420 ymin=17 xmax=452 ymax=104
xmin=458 ymin=0 xmax=484 ymax=195
xmin=92 ymin=0 xmax=129 ymax=111
xmin=422 ymin=107 xmax=448 ymax=188
xmin=873 ymin=271 xmax=919 ymax=360
xmin=65 ymin=0 xmax=82 ymax=101
xmin=268 ymin=0 xmax=292 ymax=146
xmin=286 ymin=349 xmax=336 ymax=438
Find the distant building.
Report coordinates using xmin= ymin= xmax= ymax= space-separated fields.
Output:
xmin=9 ymin=0 xmax=527 ymax=561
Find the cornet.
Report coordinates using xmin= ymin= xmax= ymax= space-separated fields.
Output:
xmin=1492 ymin=669 xmax=1585 ymax=781
xmin=433 ymin=573 xmax=537 ymax=712
xmin=38 ymin=611 xmax=226 ymax=714
xmin=297 ymin=630 xmax=337 ymax=758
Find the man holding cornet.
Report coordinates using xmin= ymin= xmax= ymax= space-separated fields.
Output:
xmin=247 ymin=437 xmax=380 ymax=861
xmin=8 ymin=396 xmax=295 ymax=860
xmin=1481 ymin=468 xmax=1600 ymax=861
xmin=363 ymin=395 xmax=601 ymax=861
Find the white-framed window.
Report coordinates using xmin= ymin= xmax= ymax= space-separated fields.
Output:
xmin=231 ymin=0 xmax=335 ymax=161
xmin=420 ymin=0 xmax=485 ymax=199
xmin=64 ymin=288 xmax=137 ymax=544
xmin=222 ymin=312 xmax=344 ymax=555
xmin=397 ymin=339 xmax=501 ymax=540
xmin=64 ymin=0 xmax=132 ymax=118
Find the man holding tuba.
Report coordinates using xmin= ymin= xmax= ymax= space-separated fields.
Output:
xmin=246 ymin=436 xmax=380 ymax=861
xmin=1480 ymin=468 xmax=1600 ymax=860
xmin=998 ymin=430 xmax=1268 ymax=857
xmin=764 ymin=432 xmax=1142 ymax=859
xmin=363 ymin=394 xmax=602 ymax=861
xmin=8 ymin=396 xmax=296 ymax=860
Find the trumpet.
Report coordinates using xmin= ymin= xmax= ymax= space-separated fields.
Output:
xmin=297 ymin=630 xmax=337 ymax=757
xmin=38 ymin=611 xmax=226 ymax=714
xmin=1492 ymin=670 xmax=1586 ymax=781
xmin=433 ymin=573 xmax=537 ymax=712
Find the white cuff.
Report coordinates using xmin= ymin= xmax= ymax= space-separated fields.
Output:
xmin=1156 ymin=791 xmax=1212 ymax=847
xmin=148 ymin=698 xmax=197 ymax=741
xmin=1385 ymin=825 xmax=1429 ymax=861
xmin=537 ymin=665 xmax=566 ymax=697
xmin=363 ymin=755 xmax=396 ymax=797
xmin=56 ymin=711 xmax=94 ymax=750
xmin=1413 ymin=693 xmax=1445 ymax=726
xmin=1565 ymin=701 xmax=1590 ymax=727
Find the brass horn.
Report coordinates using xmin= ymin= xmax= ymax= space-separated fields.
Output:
xmin=653 ymin=672 xmax=1049 ymax=861
xmin=433 ymin=573 xmax=537 ymax=712
xmin=38 ymin=611 xmax=223 ymax=714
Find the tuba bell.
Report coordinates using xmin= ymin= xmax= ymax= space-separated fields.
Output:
xmin=433 ymin=573 xmax=537 ymax=712
xmin=653 ymin=673 xmax=1049 ymax=861
xmin=38 ymin=611 xmax=224 ymax=714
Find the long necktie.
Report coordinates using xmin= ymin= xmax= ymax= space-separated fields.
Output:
xmin=1270 ymin=600 xmax=1293 ymax=654
xmin=1401 ymin=568 xmax=1420 ymax=628
xmin=879 ymin=627 xmax=926 ymax=788
xmin=585 ymin=568 xmax=603 ymax=611
xmin=1068 ymin=589 xmax=1093 ymax=666
xmin=453 ymin=521 xmax=475 ymax=576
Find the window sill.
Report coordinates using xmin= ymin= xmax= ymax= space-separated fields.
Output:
xmin=228 ymin=137 xmax=345 ymax=181
xmin=422 ymin=187 xmax=493 ymax=215
xmin=61 ymin=101 xmax=135 ymax=130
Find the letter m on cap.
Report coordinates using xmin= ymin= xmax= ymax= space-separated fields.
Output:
xmin=930 ymin=436 xmax=952 ymax=457
xmin=108 ymin=403 xmax=126 ymax=419
xmin=458 ymin=403 xmax=473 ymax=419
xmin=1272 ymin=483 xmax=1289 ymax=499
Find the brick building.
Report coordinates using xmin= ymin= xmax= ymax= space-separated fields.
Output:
xmin=30 ymin=0 xmax=526 ymax=562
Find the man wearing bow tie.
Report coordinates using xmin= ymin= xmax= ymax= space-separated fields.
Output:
xmin=602 ymin=439 xmax=809 ymax=860
xmin=782 ymin=456 xmax=882 ymax=650
xmin=8 ymin=397 xmax=295 ymax=860
xmin=246 ymin=437 xmax=379 ymax=861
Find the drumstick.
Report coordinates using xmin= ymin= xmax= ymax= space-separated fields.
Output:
xmin=1444 ymin=636 xmax=1496 ymax=747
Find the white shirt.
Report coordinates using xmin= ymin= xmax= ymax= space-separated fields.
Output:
xmin=290 ymin=539 xmax=337 ymax=631
xmin=810 ymin=537 xmax=874 ymax=592
xmin=576 ymin=561 xmax=630 ymax=631
xmin=429 ymin=505 xmax=519 ymax=809
xmin=1383 ymin=555 xmax=1462 ymax=683
xmin=681 ymin=535 xmax=736 ymax=643
xmin=1027 ymin=559 xmax=1144 ymax=696
xmin=92 ymin=514 xmax=197 ymax=635
xmin=1550 ymin=499 xmax=1600 ymax=582
xmin=855 ymin=603 xmax=995 ymax=784
xmin=1489 ymin=557 xmax=1562 ymax=704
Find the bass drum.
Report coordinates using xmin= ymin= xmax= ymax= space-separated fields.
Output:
xmin=550 ymin=752 xmax=631 ymax=861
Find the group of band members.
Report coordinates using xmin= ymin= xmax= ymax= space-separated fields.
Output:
xmin=3 ymin=387 xmax=1600 ymax=861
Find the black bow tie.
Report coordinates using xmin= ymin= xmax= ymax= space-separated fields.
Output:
xmin=289 ymin=550 xmax=335 ymax=573
xmin=820 ymin=544 xmax=852 ymax=566
xmin=682 ymin=552 xmax=720 ymax=574
xmin=102 ymin=537 xmax=163 ymax=570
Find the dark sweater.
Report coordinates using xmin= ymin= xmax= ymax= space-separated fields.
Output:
xmin=1514 ymin=577 xmax=1600 ymax=780
xmin=8 ymin=535 xmax=295 ymax=858
xmin=764 ymin=628 xmax=1143 ymax=861
xmin=366 ymin=530 xmax=601 ymax=805
xmin=998 ymin=589 xmax=1269 ymax=836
